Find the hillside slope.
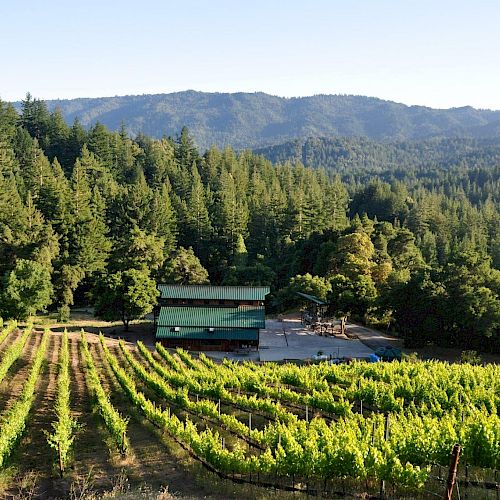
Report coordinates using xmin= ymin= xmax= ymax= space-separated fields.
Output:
xmin=254 ymin=136 xmax=500 ymax=173
xmin=24 ymin=91 xmax=500 ymax=150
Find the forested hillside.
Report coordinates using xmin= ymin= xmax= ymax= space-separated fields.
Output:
xmin=0 ymin=95 xmax=499 ymax=351
xmin=256 ymin=136 xmax=500 ymax=179
xmin=18 ymin=91 xmax=500 ymax=150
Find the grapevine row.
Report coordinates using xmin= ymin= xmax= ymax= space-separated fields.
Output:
xmin=0 ymin=328 xmax=49 ymax=467
xmin=164 ymin=348 xmax=500 ymax=471
xmin=47 ymin=330 xmax=78 ymax=475
xmin=80 ymin=331 xmax=128 ymax=453
xmin=141 ymin=342 xmax=293 ymax=422
xmin=160 ymin=346 xmax=353 ymax=418
xmin=0 ymin=321 xmax=17 ymax=347
xmin=0 ymin=323 xmax=33 ymax=385
xmin=180 ymin=349 xmax=500 ymax=418
xmin=103 ymin=337 xmax=432 ymax=489
xmin=117 ymin=340 xmax=266 ymax=447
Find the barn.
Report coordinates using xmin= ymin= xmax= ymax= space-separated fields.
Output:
xmin=154 ymin=285 xmax=270 ymax=351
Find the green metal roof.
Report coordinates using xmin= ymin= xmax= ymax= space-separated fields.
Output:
xmin=296 ymin=292 xmax=327 ymax=305
xmin=158 ymin=285 xmax=270 ymax=301
xmin=156 ymin=327 xmax=258 ymax=341
xmin=157 ymin=306 xmax=265 ymax=329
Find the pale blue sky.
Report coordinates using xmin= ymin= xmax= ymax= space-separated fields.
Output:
xmin=1 ymin=0 xmax=500 ymax=109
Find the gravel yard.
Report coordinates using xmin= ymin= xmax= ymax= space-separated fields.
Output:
xmin=207 ymin=318 xmax=374 ymax=362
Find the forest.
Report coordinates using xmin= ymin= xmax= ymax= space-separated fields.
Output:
xmin=0 ymin=95 xmax=499 ymax=352
xmin=29 ymin=90 xmax=500 ymax=150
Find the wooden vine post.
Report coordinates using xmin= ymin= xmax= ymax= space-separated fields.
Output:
xmin=444 ymin=444 xmax=461 ymax=500
xmin=58 ymin=441 xmax=64 ymax=478
xmin=121 ymin=430 xmax=126 ymax=455
xmin=380 ymin=414 xmax=390 ymax=498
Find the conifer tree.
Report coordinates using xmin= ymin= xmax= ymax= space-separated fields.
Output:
xmin=215 ymin=170 xmax=248 ymax=259
xmin=180 ymin=164 xmax=212 ymax=257
xmin=20 ymin=93 xmax=50 ymax=142
xmin=149 ymin=183 xmax=177 ymax=257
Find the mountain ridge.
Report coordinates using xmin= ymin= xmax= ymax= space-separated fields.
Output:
xmin=14 ymin=91 xmax=500 ymax=150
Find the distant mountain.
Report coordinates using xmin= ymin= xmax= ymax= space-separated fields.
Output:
xmin=466 ymin=119 xmax=500 ymax=139
xmin=22 ymin=91 xmax=500 ymax=150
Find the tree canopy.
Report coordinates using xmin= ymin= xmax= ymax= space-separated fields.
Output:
xmin=0 ymin=94 xmax=498 ymax=350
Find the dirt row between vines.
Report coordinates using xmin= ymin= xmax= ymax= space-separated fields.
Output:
xmin=0 ymin=330 xmax=41 ymax=415
xmin=103 ymin=341 xmax=294 ymax=499
xmin=11 ymin=332 xmax=61 ymax=496
xmin=0 ymin=332 xmax=296 ymax=499
xmin=99 ymin=341 xmax=230 ymax=498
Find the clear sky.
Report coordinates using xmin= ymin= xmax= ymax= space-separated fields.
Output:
xmin=2 ymin=0 xmax=500 ymax=109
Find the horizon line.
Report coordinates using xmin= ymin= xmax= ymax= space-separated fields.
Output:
xmin=4 ymin=89 xmax=499 ymax=113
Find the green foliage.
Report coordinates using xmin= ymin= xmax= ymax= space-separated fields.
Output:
xmin=160 ymin=247 xmax=209 ymax=285
xmin=223 ymin=262 xmax=276 ymax=286
xmin=0 ymin=324 xmax=32 ymax=384
xmin=278 ymin=274 xmax=331 ymax=310
xmin=47 ymin=330 xmax=78 ymax=473
xmin=57 ymin=304 xmax=71 ymax=323
xmin=37 ymin=93 xmax=500 ymax=149
xmin=112 ymin=226 xmax=165 ymax=273
xmin=93 ymin=268 xmax=158 ymax=329
xmin=289 ymin=273 xmax=331 ymax=301
xmin=385 ymin=251 xmax=500 ymax=349
xmin=460 ymin=350 xmax=482 ymax=365
xmin=328 ymin=273 xmax=377 ymax=319
xmin=102 ymin=339 xmax=500 ymax=489
xmin=0 ymin=328 xmax=49 ymax=468
xmin=0 ymin=94 xmax=498 ymax=350
xmin=81 ymin=331 xmax=128 ymax=452
xmin=0 ymin=321 xmax=16 ymax=346
xmin=334 ymin=230 xmax=376 ymax=279
xmin=1 ymin=260 xmax=53 ymax=320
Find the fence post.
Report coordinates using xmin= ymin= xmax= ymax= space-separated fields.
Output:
xmin=445 ymin=444 xmax=461 ymax=500
xmin=58 ymin=441 xmax=64 ymax=477
xmin=121 ymin=430 xmax=126 ymax=455
xmin=380 ymin=414 xmax=390 ymax=498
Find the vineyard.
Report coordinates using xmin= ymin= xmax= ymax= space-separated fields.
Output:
xmin=0 ymin=323 xmax=498 ymax=498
